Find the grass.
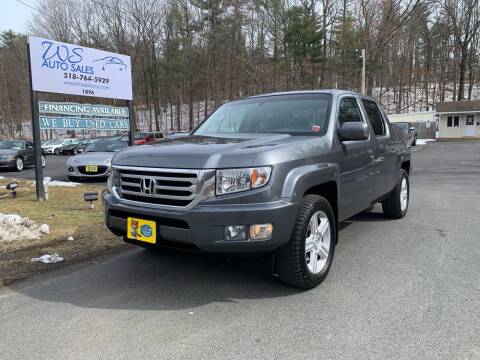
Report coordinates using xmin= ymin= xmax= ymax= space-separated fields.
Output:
xmin=0 ymin=177 xmax=130 ymax=285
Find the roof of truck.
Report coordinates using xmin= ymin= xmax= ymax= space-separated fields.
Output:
xmin=243 ymin=89 xmax=375 ymax=101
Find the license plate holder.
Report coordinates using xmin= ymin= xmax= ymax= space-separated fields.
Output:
xmin=127 ymin=217 xmax=156 ymax=244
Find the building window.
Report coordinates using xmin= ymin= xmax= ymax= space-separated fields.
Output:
xmin=466 ymin=114 xmax=474 ymax=126
xmin=447 ymin=115 xmax=460 ymax=127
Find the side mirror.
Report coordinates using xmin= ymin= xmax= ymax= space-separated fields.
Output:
xmin=27 ymin=145 xmax=33 ymax=150
xmin=339 ymin=122 xmax=369 ymax=141
xmin=409 ymin=126 xmax=416 ymax=132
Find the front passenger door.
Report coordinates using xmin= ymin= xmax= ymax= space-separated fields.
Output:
xmin=337 ymin=97 xmax=376 ymax=220
xmin=24 ymin=142 xmax=35 ymax=165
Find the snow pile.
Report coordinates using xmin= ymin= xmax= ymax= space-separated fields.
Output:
xmin=0 ymin=213 xmax=50 ymax=242
xmin=31 ymin=253 xmax=64 ymax=264
xmin=43 ymin=177 xmax=80 ymax=187
xmin=29 ymin=177 xmax=81 ymax=187
xmin=416 ymin=139 xmax=436 ymax=146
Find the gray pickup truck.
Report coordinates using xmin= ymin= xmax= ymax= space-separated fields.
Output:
xmin=104 ymin=90 xmax=411 ymax=289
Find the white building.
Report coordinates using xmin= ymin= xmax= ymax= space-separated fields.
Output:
xmin=387 ymin=111 xmax=435 ymax=124
xmin=436 ymin=101 xmax=480 ymax=140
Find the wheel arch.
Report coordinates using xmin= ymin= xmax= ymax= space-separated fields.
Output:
xmin=401 ymin=160 xmax=411 ymax=174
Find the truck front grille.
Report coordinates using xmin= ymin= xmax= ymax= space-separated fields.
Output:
xmin=115 ymin=167 xmax=209 ymax=208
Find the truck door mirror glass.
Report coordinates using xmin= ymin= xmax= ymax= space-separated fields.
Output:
xmin=339 ymin=122 xmax=369 ymax=141
xmin=409 ymin=127 xmax=416 ymax=132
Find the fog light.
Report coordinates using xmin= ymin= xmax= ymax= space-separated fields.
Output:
xmin=68 ymin=167 xmax=74 ymax=172
xmin=225 ymin=225 xmax=247 ymax=241
xmin=250 ymin=223 xmax=273 ymax=240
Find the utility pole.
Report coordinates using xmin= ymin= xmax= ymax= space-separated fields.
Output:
xmin=361 ymin=49 xmax=366 ymax=94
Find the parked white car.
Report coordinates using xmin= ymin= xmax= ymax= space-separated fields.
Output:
xmin=42 ymin=139 xmax=72 ymax=155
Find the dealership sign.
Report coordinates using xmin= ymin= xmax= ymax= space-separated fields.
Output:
xmin=39 ymin=117 xmax=130 ymax=130
xmin=28 ymin=36 xmax=132 ymax=100
xmin=39 ymin=101 xmax=129 ymax=117
xmin=38 ymin=101 xmax=130 ymax=130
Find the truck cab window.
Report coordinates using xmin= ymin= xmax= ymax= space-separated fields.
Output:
xmin=338 ymin=97 xmax=363 ymax=125
xmin=362 ymin=99 xmax=386 ymax=136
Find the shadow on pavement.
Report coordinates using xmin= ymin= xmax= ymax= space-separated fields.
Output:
xmin=14 ymin=248 xmax=298 ymax=311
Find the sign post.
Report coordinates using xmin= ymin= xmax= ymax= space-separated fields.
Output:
xmin=26 ymin=36 xmax=133 ymax=200
xmin=127 ymin=100 xmax=135 ymax=146
xmin=26 ymin=38 xmax=46 ymax=201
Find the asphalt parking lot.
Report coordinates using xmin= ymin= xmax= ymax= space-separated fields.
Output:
xmin=0 ymin=155 xmax=106 ymax=184
xmin=1 ymin=141 xmax=479 ymax=360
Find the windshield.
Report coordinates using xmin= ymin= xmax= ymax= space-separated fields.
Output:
xmin=395 ymin=123 xmax=409 ymax=130
xmin=86 ymin=141 xmax=127 ymax=152
xmin=0 ymin=141 xmax=24 ymax=150
xmin=194 ymin=94 xmax=332 ymax=136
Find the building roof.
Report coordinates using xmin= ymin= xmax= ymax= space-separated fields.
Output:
xmin=436 ymin=100 xmax=480 ymax=113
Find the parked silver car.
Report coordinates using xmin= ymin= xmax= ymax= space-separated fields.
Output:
xmin=67 ymin=140 xmax=127 ymax=181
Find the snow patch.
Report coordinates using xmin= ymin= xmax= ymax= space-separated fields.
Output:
xmin=416 ymin=139 xmax=436 ymax=146
xmin=29 ymin=177 xmax=81 ymax=187
xmin=0 ymin=213 xmax=50 ymax=242
xmin=31 ymin=253 xmax=64 ymax=264
xmin=43 ymin=177 xmax=80 ymax=187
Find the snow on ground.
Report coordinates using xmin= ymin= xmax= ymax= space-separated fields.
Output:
xmin=0 ymin=213 xmax=50 ymax=242
xmin=416 ymin=139 xmax=437 ymax=146
xmin=29 ymin=177 xmax=81 ymax=188
xmin=43 ymin=177 xmax=80 ymax=187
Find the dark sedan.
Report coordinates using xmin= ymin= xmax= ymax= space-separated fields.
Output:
xmin=59 ymin=139 xmax=82 ymax=155
xmin=0 ymin=140 xmax=46 ymax=172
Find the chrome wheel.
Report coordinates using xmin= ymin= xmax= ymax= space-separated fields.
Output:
xmin=41 ymin=155 xmax=46 ymax=167
xmin=305 ymin=210 xmax=331 ymax=274
xmin=16 ymin=157 xmax=24 ymax=171
xmin=400 ymin=177 xmax=408 ymax=211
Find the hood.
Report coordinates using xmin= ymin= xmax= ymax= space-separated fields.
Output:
xmin=113 ymin=134 xmax=331 ymax=169
xmin=0 ymin=149 xmax=20 ymax=155
xmin=43 ymin=143 xmax=61 ymax=149
xmin=69 ymin=151 xmax=115 ymax=165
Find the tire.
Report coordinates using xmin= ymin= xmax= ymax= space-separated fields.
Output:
xmin=276 ymin=194 xmax=336 ymax=289
xmin=15 ymin=157 xmax=24 ymax=172
xmin=72 ymin=147 xmax=78 ymax=155
xmin=412 ymin=138 xmax=416 ymax=146
xmin=54 ymin=148 xmax=60 ymax=155
xmin=382 ymin=169 xmax=409 ymax=219
xmin=41 ymin=154 xmax=46 ymax=168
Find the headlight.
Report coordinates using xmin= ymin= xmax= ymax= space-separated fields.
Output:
xmin=216 ymin=167 xmax=271 ymax=195
xmin=106 ymin=169 xmax=120 ymax=192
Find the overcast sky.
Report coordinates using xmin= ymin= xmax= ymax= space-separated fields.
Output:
xmin=0 ymin=0 xmax=38 ymax=34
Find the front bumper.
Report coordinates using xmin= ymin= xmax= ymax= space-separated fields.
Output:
xmin=103 ymin=192 xmax=299 ymax=254
xmin=0 ymin=159 xmax=15 ymax=168
xmin=68 ymin=164 xmax=112 ymax=178
xmin=43 ymin=148 xmax=55 ymax=154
